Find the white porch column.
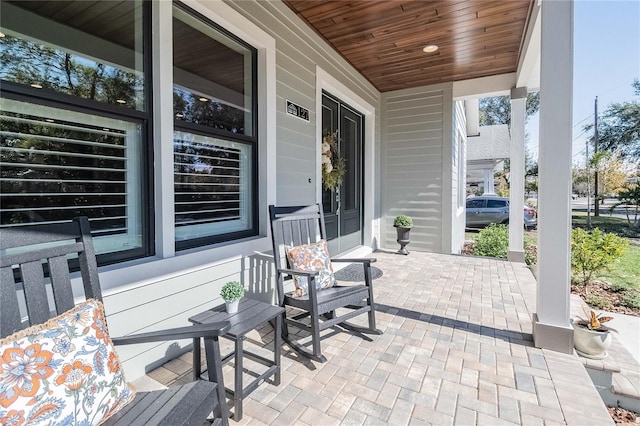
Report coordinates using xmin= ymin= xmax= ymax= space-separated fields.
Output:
xmin=533 ymin=0 xmax=574 ymax=353
xmin=483 ymin=169 xmax=495 ymax=195
xmin=508 ymin=87 xmax=527 ymax=262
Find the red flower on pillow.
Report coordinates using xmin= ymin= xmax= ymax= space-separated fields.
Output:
xmin=55 ymin=361 xmax=92 ymax=390
xmin=0 ymin=344 xmax=54 ymax=408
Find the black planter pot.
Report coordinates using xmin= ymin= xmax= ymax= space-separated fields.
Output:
xmin=395 ymin=226 xmax=411 ymax=255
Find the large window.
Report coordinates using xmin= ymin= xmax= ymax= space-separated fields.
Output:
xmin=0 ymin=1 xmax=260 ymax=263
xmin=0 ymin=1 xmax=151 ymax=264
xmin=172 ymin=4 xmax=257 ymax=250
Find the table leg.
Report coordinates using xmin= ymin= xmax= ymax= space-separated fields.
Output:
xmin=192 ymin=337 xmax=201 ymax=381
xmin=234 ymin=337 xmax=244 ymax=421
xmin=274 ymin=315 xmax=281 ymax=386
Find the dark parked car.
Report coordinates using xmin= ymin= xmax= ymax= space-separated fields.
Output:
xmin=466 ymin=196 xmax=537 ymax=230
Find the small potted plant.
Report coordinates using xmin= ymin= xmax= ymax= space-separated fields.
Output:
xmin=573 ymin=308 xmax=616 ymax=359
xmin=393 ymin=214 xmax=413 ymax=255
xmin=220 ymin=281 xmax=245 ymax=313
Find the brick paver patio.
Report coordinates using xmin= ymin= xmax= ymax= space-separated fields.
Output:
xmin=147 ymin=251 xmax=613 ymax=425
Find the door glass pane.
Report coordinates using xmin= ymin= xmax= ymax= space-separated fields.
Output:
xmin=321 ymin=100 xmax=337 ymax=214
xmin=343 ymin=116 xmax=358 ymax=211
xmin=0 ymin=1 xmax=146 ymax=111
xmin=173 ymin=6 xmax=254 ymax=136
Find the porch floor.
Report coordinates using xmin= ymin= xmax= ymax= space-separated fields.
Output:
xmin=146 ymin=251 xmax=613 ymax=425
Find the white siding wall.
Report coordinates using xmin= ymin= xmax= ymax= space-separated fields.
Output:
xmin=381 ymin=83 xmax=454 ymax=253
xmin=450 ymin=101 xmax=467 ymax=253
xmin=227 ymin=0 xmax=380 ymax=207
xmin=95 ymin=0 xmax=381 ymax=380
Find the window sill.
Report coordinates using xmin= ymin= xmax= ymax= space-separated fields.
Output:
xmin=94 ymin=235 xmax=271 ymax=295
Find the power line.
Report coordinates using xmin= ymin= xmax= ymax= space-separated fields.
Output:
xmin=573 ymin=128 xmax=589 ymax=141
xmin=573 ymin=114 xmax=593 ymax=128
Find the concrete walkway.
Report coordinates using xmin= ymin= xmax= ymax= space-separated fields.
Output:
xmin=603 ymin=311 xmax=640 ymax=364
xmin=145 ymin=251 xmax=614 ymax=425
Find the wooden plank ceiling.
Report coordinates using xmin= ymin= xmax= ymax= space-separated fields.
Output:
xmin=284 ymin=0 xmax=534 ymax=92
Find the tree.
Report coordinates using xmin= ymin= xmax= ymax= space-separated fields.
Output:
xmin=572 ymin=166 xmax=590 ymax=196
xmin=478 ymin=92 xmax=540 ymax=126
xmin=598 ymin=155 xmax=630 ymax=197
xmin=584 ymin=80 xmax=640 ymax=160
xmin=610 ymin=183 xmax=640 ymax=227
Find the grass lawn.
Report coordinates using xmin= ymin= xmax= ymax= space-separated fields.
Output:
xmin=598 ymin=245 xmax=640 ymax=291
xmin=572 ymin=212 xmax=640 ymax=238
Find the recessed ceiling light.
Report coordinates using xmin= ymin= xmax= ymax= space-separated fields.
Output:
xmin=103 ymin=128 xmax=110 ymax=131
xmin=423 ymin=44 xmax=439 ymax=53
xmin=0 ymin=32 xmax=5 ymax=38
xmin=45 ymin=119 xmax=54 ymax=123
xmin=198 ymin=97 xmax=208 ymax=102
xmin=30 ymin=83 xmax=43 ymax=89
xmin=116 ymin=99 xmax=126 ymax=104
xmin=176 ymin=113 xmax=184 ymax=118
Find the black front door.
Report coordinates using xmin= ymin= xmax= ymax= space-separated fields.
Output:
xmin=321 ymin=92 xmax=363 ymax=254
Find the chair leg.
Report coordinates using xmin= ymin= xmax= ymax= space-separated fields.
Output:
xmin=281 ymin=310 xmax=289 ymax=340
xmin=363 ymin=261 xmax=383 ymax=335
xmin=310 ymin=311 xmax=323 ymax=361
xmin=367 ymin=300 xmax=379 ymax=332
xmin=204 ymin=336 xmax=229 ymax=426
xmin=282 ymin=333 xmax=327 ymax=363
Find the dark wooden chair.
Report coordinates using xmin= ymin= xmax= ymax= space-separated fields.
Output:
xmin=0 ymin=217 xmax=230 ymax=426
xmin=269 ymin=204 xmax=382 ymax=362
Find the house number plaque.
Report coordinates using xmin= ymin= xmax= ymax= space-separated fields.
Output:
xmin=286 ymin=100 xmax=309 ymax=122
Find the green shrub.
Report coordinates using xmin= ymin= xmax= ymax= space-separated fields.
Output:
xmin=524 ymin=235 xmax=538 ymax=266
xmin=585 ymin=294 xmax=610 ymax=310
xmin=609 ymin=282 xmax=628 ymax=293
xmin=220 ymin=281 xmax=245 ymax=301
xmin=571 ymin=228 xmax=628 ymax=288
xmin=393 ymin=215 xmax=413 ymax=228
xmin=622 ymin=291 xmax=640 ymax=309
xmin=474 ymin=224 xmax=509 ymax=259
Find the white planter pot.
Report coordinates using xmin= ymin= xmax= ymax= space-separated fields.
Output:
xmin=225 ymin=300 xmax=239 ymax=314
xmin=573 ymin=324 xmax=612 ymax=359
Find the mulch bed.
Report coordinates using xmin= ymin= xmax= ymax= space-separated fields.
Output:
xmin=609 ymin=406 xmax=639 ymax=424
xmin=571 ymin=282 xmax=640 ymax=317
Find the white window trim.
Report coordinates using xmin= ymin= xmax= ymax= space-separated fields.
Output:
xmin=94 ymin=0 xmax=276 ymax=293
xmin=456 ymin=128 xmax=466 ymax=212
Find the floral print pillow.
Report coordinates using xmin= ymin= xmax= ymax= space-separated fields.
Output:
xmin=0 ymin=299 xmax=135 ymax=425
xmin=286 ymin=239 xmax=337 ymax=297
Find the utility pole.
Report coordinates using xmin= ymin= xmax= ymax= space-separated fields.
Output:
xmin=594 ymin=96 xmax=600 ymax=216
xmin=586 ymin=138 xmax=591 ymax=227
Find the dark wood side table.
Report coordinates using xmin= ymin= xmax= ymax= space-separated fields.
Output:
xmin=189 ymin=298 xmax=284 ymax=421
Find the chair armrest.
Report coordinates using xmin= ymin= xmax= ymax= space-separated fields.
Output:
xmin=331 ymin=258 xmax=377 ymax=264
xmin=112 ymin=321 xmax=231 ymax=346
xmin=277 ymin=267 xmax=320 ymax=277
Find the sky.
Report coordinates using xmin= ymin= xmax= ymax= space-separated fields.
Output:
xmin=526 ymin=0 xmax=640 ymax=167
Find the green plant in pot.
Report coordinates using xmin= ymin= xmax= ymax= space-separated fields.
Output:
xmin=572 ymin=308 xmax=616 ymax=359
xmin=220 ymin=281 xmax=245 ymax=313
xmin=393 ymin=214 xmax=413 ymax=255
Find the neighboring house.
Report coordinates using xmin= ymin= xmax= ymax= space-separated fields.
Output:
xmin=0 ymin=0 xmax=576 ymax=378
xmin=466 ymin=125 xmax=511 ymax=195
